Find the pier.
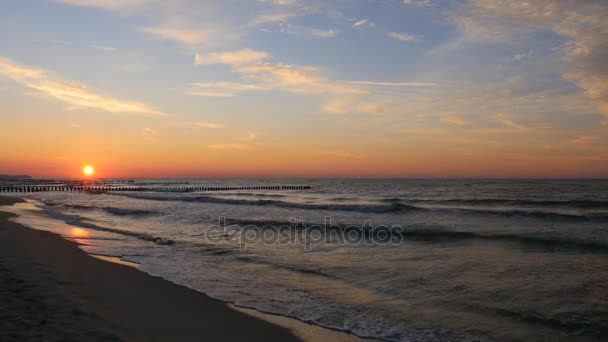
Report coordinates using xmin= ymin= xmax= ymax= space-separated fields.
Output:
xmin=0 ymin=185 xmax=311 ymax=193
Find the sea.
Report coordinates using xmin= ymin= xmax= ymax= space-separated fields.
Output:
xmin=2 ymin=179 xmax=608 ymax=341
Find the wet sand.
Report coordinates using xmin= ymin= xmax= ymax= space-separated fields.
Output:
xmin=0 ymin=196 xmax=300 ymax=341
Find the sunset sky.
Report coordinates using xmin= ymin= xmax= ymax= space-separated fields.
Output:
xmin=1 ymin=0 xmax=607 ymax=178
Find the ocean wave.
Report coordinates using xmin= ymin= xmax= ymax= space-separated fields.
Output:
xmin=376 ymin=198 xmax=608 ymax=221
xmin=102 ymin=207 xmax=158 ymax=216
xmin=62 ymin=204 xmax=157 ymax=216
xmin=116 ymin=193 xmax=608 ymax=222
xmin=455 ymin=208 xmax=608 ymax=222
xmin=487 ymin=306 xmax=608 ymax=337
xmin=114 ymin=193 xmax=421 ymax=213
xmin=220 ymin=217 xmax=608 ymax=252
xmin=329 ymin=196 xmax=359 ymax=201
xmin=223 ymin=192 xmax=287 ymax=198
xmin=393 ymin=198 xmax=608 ymax=210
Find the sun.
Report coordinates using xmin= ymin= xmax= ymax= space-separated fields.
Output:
xmin=83 ymin=165 xmax=95 ymax=176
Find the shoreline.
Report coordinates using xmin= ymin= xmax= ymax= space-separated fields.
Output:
xmin=0 ymin=196 xmax=365 ymax=342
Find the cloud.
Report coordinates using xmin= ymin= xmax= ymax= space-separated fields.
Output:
xmin=359 ymin=102 xmax=389 ymax=114
xmin=195 ymin=122 xmax=223 ymax=128
xmin=343 ymin=80 xmax=439 ymax=87
xmin=250 ymin=12 xmax=297 ymax=26
xmin=188 ymin=82 xmax=266 ymax=97
xmin=54 ymin=1 xmax=238 ymax=48
xmin=91 ymin=45 xmax=117 ymax=51
xmin=195 ymin=49 xmax=270 ymax=66
xmin=282 ymin=25 xmax=337 ymax=38
xmin=323 ymin=97 xmax=388 ymax=114
xmin=512 ymin=50 xmax=532 ymax=62
xmin=563 ymin=69 xmax=608 ymax=118
xmin=208 ymin=144 xmax=251 ymax=150
xmin=353 ymin=19 xmax=367 ymax=27
xmin=246 ymin=131 xmax=261 ymax=141
xmin=572 ymin=135 xmax=598 ymax=146
xmin=441 ymin=116 xmax=466 ymax=125
xmin=138 ymin=26 xmax=211 ymax=46
xmin=187 ymin=91 xmax=235 ymax=97
xmin=235 ymin=63 xmax=366 ymax=95
xmin=192 ymin=82 xmax=265 ymax=91
xmin=496 ymin=113 xmax=527 ymax=130
xmin=403 ymin=0 xmax=432 ymax=7
xmin=51 ymin=0 xmax=147 ymax=11
xmin=387 ymin=31 xmax=420 ymax=42
xmin=353 ymin=19 xmax=373 ymax=28
xmin=452 ymin=0 xmax=608 ymax=118
xmin=0 ymin=56 xmax=164 ymax=115
xmin=194 ymin=49 xmax=366 ymax=96
xmin=140 ymin=127 xmax=156 ymax=136
xmin=323 ymin=97 xmax=352 ymax=114
xmin=258 ymin=0 xmax=295 ymax=5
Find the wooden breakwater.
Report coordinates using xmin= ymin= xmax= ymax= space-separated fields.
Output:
xmin=0 ymin=185 xmax=311 ymax=193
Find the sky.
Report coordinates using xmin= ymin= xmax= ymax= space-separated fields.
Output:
xmin=0 ymin=0 xmax=607 ymax=178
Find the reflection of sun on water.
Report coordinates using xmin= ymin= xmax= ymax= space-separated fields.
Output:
xmin=71 ymin=227 xmax=89 ymax=238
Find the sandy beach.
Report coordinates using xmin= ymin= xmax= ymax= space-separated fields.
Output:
xmin=0 ymin=196 xmax=300 ymax=341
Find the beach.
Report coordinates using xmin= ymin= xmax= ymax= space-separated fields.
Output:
xmin=0 ymin=197 xmax=303 ymax=341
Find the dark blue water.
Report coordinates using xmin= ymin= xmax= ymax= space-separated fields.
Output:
xmin=4 ymin=179 xmax=608 ymax=341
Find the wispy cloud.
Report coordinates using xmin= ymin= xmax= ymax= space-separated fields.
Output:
xmin=51 ymin=0 xmax=147 ymax=11
xmin=208 ymin=144 xmax=251 ymax=150
xmin=323 ymin=97 xmax=352 ymax=114
xmin=323 ymin=97 xmax=389 ymax=114
xmin=282 ymin=24 xmax=337 ymax=38
xmin=187 ymin=91 xmax=235 ymax=97
xmin=250 ymin=12 xmax=297 ymax=26
xmin=441 ymin=115 xmax=466 ymax=125
xmin=512 ymin=50 xmax=532 ymax=62
xmin=0 ymin=56 xmax=164 ymax=115
xmin=258 ymin=0 xmax=296 ymax=5
xmin=452 ymin=0 xmax=608 ymax=118
xmin=353 ymin=19 xmax=374 ymax=28
xmin=195 ymin=122 xmax=223 ymax=128
xmin=343 ymin=80 xmax=439 ymax=87
xmin=192 ymin=82 xmax=265 ymax=91
xmin=387 ymin=31 xmax=420 ymax=42
xmin=246 ymin=131 xmax=261 ymax=141
xmin=403 ymin=0 xmax=433 ymax=7
xmin=359 ymin=102 xmax=389 ymax=114
xmin=91 ymin=45 xmax=117 ymax=51
xmin=140 ymin=127 xmax=156 ymax=136
xmin=195 ymin=49 xmax=366 ymax=95
xmin=572 ymin=135 xmax=598 ymax=146
xmin=195 ymin=49 xmax=270 ymax=66
xmin=235 ymin=63 xmax=366 ymax=95
xmin=496 ymin=113 xmax=526 ymax=130
xmin=138 ymin=26 xmax=211 ymax=46
xmin=188 ymin=82 xmax=266 ymax=97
